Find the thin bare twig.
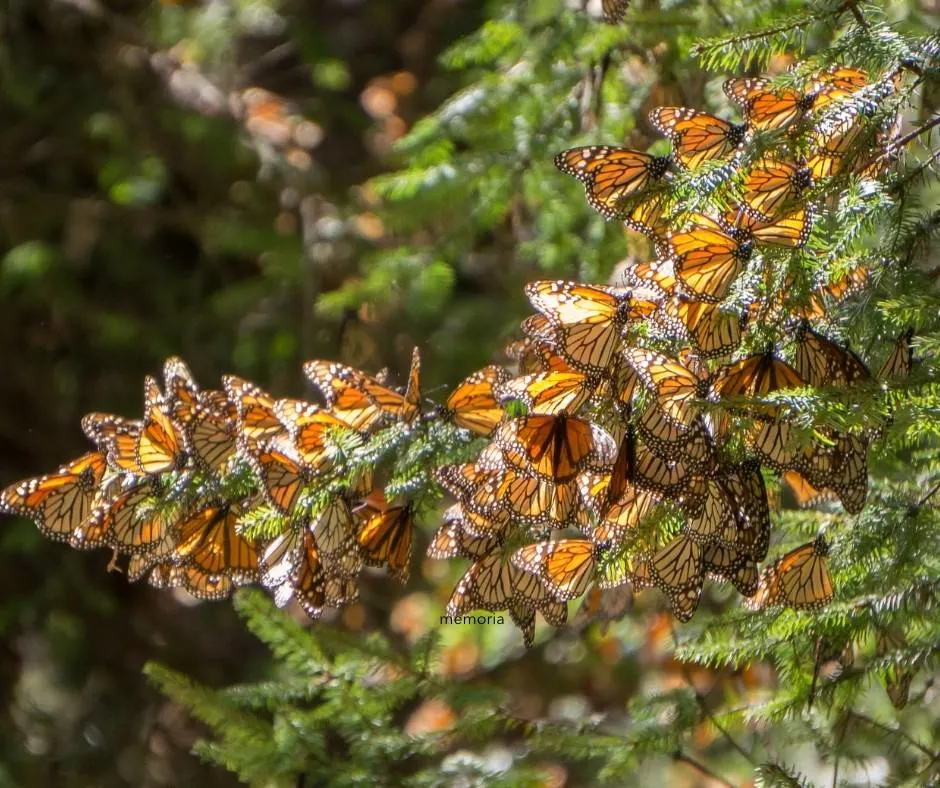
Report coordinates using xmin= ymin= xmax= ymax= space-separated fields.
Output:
xmin=917 ymin=478 xmax=940 ymax=508
xmin=847 ymin=711 xmax=938 ymax=761
xmin=891 ymin=113 xmax=940 ymax=154
xmin=674 ymin=751 xmax=738 ymax=788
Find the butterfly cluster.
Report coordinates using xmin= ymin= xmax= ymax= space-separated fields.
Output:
xmin=0 ymin=63 xmax=916 ymax=646
xmin=428 ymin=63 xmax=912 ymax=641
xmin=1 ymin=353 xmax=423 ymax=614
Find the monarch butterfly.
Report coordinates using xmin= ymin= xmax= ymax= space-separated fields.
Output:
xmin=274 ymin=399 xmax=351 ymax=469
xmin=704 ymin=542 xmax=759 ymax=597
xmin=553 ymin=145 xmax=672 ymax=226
xmin=304 ymin=352 xmax=420 ymax=431
xmin=426 ymin=505 xmax=503 ymax=560
xmin=747 ymin=534 xmax=833 ymax=611
xmin=447 ymin=553 xmax=518 ymax=614
xmin=525 ymin=280 xmax=660 ymax=373
xmin=507 ymin=315 xmax=576 ymax=374
xmin=742 ymin=159 xmax=814 ymax=220
xmin=660 ymin=298 xmax=746 ymax=360
xmin=623 ymin=257 xmax=680 ymax=297
xmin=311 ymin=498 xmax=361 ymax=575
xmin=493 ymin=412 xmax=614 ymax=483
xmin=683 ymin=478 xmax=742 ymax=548
xmin=502 ymin=471 xmax=581 ymax=528
xmin=723 ymin=206 xmax=813 ymax=248
xmin=287 ymin=530 xmax=327 ymax=616
xmin=649 ymin=534 xmax=704 ymax=621
xmin=638 ymin=405 xmax=714 ymax=473
xmin=434 ymin=462 xmax=513 ymax=533
xmin=745 ymin=417 xmax=804 ymax=472
xmin=355 ymin=502 xmax=413 ymax=583
xmin=512 ymin=539 xmax=599 ymax=602
xmin=444 ymin=365 xmax=509 ymax=436
xmin=805 ymin=105 xmax=889 ymax=179
xmin=795 ymin=265 xmax=870 ymax=320
xmin=601 ymin=0 xmax=629 ymax=23
xmin=223 ymin=375 xmax=285 ymax=445
xmin=164 ymin=358 xmax=238 ymax=473
xmin=0 ymin=451 xmax=108 ymax=542
xmin=794 ymin=323 xmax=872 ymax=387
xmin=259 ymin=525 xmax=305 ymax=601
xmin=81 ymin=414 xmax=143 ymax=473
xmin=875 ymin=625 xmax=913 ymax=710
xmin=582 ymin=472 xmax=660 ymax=541
xmin=135 ymin=376 xmax=190 ymax=474
xmin=602 ymin=351 xmax=643 ymax=422
xmin=445 ymin=554 xmax=557 ymax=647
xmin=632 ymin=444 xmax=692 ymax=497
xmin=714 ymin=461 xmax=771 ymax=562
xmin=148 ymin=561 xmax=236 ymax=601
xmin=782 ymin=470 xmax=836 ymax=508
xmin=879 ymin=329 xmax=914 ymax=380
xmin=713 ymin=351 xmax=804 ymax=401
xmin=246 ymin=440 xmax=314 ymax=514
xmin=495 ymin=370 xmax=596 ymax=416
xmin=724 ymin=77 xmax=817 ymax=131
xmin=668 ymin=220 xmax=754 ymax=302
xmin=174 ymin=504 xmax=259 ymax=584
xmin=799 ymin=432 xmax=868 ymax=515
xmin=649 ymin=107 xmax=747 ymax=169
xmin=623 ymin=347 xmax=708 ymax=426
xmin=810 ymin=66 xmax=870 ymax=106
xmin=605 ymin=426 xmax=638 ymax=504
xmin=70 ymin=480 xmax=167 ymax=553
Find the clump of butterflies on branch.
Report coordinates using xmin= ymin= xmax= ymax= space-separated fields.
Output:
xmin=0 ymin=58 xmax=920 ymax=646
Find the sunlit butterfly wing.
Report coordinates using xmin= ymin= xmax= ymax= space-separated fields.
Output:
xmin=303 ymin=360 xmax=405 ymax=432
xmin=355 ymin=503 xmax=413 ymax=583
xmin=747 ymin=534 xmax=833 ymax=611
xmin=247 ymin=441 xmax=313 ymax=514
xmin=445 ymin=365 xmax=509 ymax=435
xmin=649 ymin=534 xmax=704 ymax=621
xmin=669 ymin=223 xmax=752 ymax=302
xmin=82 ymin=413 xmax=143 ymax=473
xmin=794 ymin=323 xmax=872 ymax=387
xmin=723 ymin=77 xmax=814 ymax=130
xmin=525 ymin=280 xmax=660 ymax=373
xmin=512 ymin=539 xmax=598 ymax=602
xmin=554 ymin=146 xmax=672 ymax=221
xmin=0 ymin=452 xmax=108 ymax=542
xmin=274 ymin=398 xmax=350 ymax=469
xmin=742 ymin=159 xmax=813 ymax=220
xmin=136 ymin=376 xmax=189 ymax=474
xmin=878 ymin=329 xmax=914 ymax=380
xmin=649 ymin=107 xmax=747 ymax=169
xmin=174 ymin=505 xmax=259 ymax=584
xmin=495 ymin=370 xmax=596 ymax=416
xmin=223 ymin=375 xmax=285 ymax=444
xmin=71 ymin=480 xmax=169 ymax=554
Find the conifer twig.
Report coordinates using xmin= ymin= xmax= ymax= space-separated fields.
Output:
xmin=917 ymin=479 xmax=940 ymax=508
xmin=891 ymin=113 xmax=940 ymax=154
xmin=846 ymin=711 xmax=938 ymax=760
xmin=673 ymin=750 xmax=737 ymax=788
xmin=841 ymin=1 xmax=870 ymax=30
